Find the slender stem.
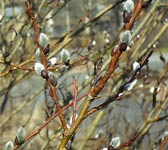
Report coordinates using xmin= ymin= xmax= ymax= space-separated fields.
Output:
xmin=25 ymin=0 xmax=68 ymax=133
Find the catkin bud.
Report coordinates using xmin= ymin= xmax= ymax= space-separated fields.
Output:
xmin=15 ymin=127 xmax=26 ymax=145
xmin=39 ymin=33 xmax=49 ymax=48
xmin=119 ymin=30 xmax=132 ymax=45
xmin=41 ymin=70 xmax=49 ymax=79
xmin=142 ymin=0 xmax=152 ymax=8
xmin=125 ymin=79 xmax=137 ymax=91
xmin=132 ymin=61 xmax=140 ymax=71
xmin=92 ymin=40 xmax=96 ymax=46
xmin=35 ymin=48 xmax=42 ymax=62
xmin=61 ymin=49 xmax=70 ymax=65
xmin=34 ymin=63 xmax=45 ymax=75
xmin=43 ymin=44 xmax=50 ymax=55
xmin=110 ymin=137 xmax=121 ymax=148
xmin=48 ymin=72 xmax=57 ymax=86
xmin=59 ymin=65 xmax=68 ymax=73
xmin=123 ymin=10 xmax=131 ymax=23
xmin=162 ymin=131 xmax=168 ymax=140
xmin=5 ymin=141 xmax=14 ymax=150
xmin=123 ymin=0 xmax=134 ymax=13
xmin=48 ymin=57 xmax=57 ymax=66
xmin=119 ymin=43 xmax=127 ymax=51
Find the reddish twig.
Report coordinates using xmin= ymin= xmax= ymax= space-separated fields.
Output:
xmin=90 ymin=46 xmax=121 ymax=97
xmin=117 ymin=133 xmax=138 ymax=149
xmin=160 ymin=137 xmax=168 ymax=150
xmin=25 ymin=1 xmax=39 ymax=43
xmin=125 ymin=0 xmax=142 ymax=30
xmin=25 ymin=0 xmax=68 ymax=136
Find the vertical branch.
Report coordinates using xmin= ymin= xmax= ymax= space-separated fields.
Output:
xmin=25 ymin=1 xmax=68 ymax=133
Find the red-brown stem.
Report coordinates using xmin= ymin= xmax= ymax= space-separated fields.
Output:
xmin=87 ymin=50 xmax=153 ymax=116
xmin=90 ymin=46 xmax=121 ymax=97
xmin=25 ymin=1 xmax=39 ymax=42
xmin=160 ymin=137 xmax=168 ymax=150
xmin=125 ymin=0 xmax=142 ymax=30
xmin=117 ymin=133 xmax=138 ymax=149
xmin=72 ymin=80 xmax=78 ymax=124
xmin=25 ymin=0 xmax=67 ymax=132
xmin=47 ymin=80 xmax=68 ymax=132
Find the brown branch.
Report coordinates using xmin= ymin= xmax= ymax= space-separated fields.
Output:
xmin=125 ymin=0 xmax=142 ymax=30
xmin=90 ymin=46 xmax=121 ymax=97
xmin=160 ymin=137 xmax=168 ymax=150
xmin=47 ymin=80 xmax=68 ymax=132
xmin=25 ymin=1 xmax=39 ymax=42
xmin=117 ymin=133 xmax=138 ymax=149
xmin=25 ymin=0 xmax=68 ymax=137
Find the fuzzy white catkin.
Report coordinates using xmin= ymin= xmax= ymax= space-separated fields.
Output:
xmin=17 ymin=127 xmax=26 ymax=143
xmin=92 ymin=40 xmax=96 ymax=46
xmin=61 ymin=49 xmax=70 ymax=63
xmin=119 ymin=30 xmax=132 ymax=44
xmin=34 ymin=63 xmax=45 ymax=75
xmin=59 ymin=65 xmax=68 ymax=73
xmin=35 ymin=48 xmax=42 ymax=63
xmin=48 ymin=72 xmax=57 ymax=86
xmin=94 ymin=130 xmax=103 ymax=138
xmin=5 ymin=141 xmax=14 ymax=150
xmin=110 ymin=137 xmax=121 ymax=148
xmin=133 ymin=61 xmax=140 ymax=71
xmin=105 ymin=38 xmax=110 ymax=44
xmin=49 ymin=57 xmax=57 ymax=66
xmin=162 ymin=131 xmax=168 ymax=140
xmin=150 ymin=86 xmax=160 ymax=94
xmin=39 ymin=33 xmax=49 ymax=48
xmin=126 ymin=79 xmax=137 ymax=91
xmin=123 ymin=0 xmax=135 ymax=13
